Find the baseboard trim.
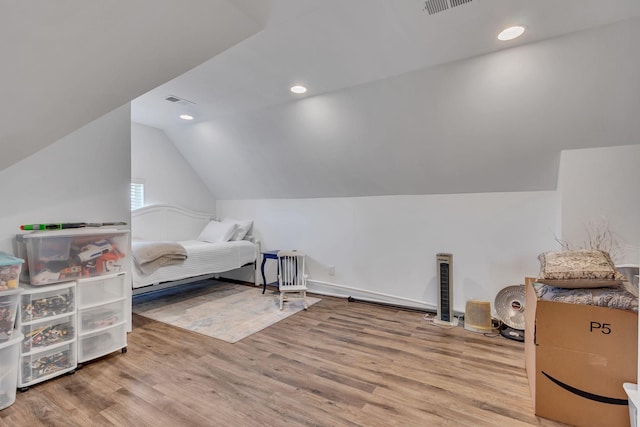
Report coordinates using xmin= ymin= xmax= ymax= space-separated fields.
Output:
xmin=307 ymin=279 xmax=437 ymax=312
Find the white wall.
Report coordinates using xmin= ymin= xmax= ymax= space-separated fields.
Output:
xmin=559 ymin=144 xmax=640 ymax=265
xmin=131 ymin=122 xmax=216 ymax=213
xmin=0 ymin=105 xmax=132 ymax=254
xmin=169 ymin=17 xmax=640 ymax=200
xmin=218 ymin=191 xmax=559 ymax=312
xmin=218 ymin=145 xmax=638 ymax=311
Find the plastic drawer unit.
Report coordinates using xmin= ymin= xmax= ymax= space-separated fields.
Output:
xmin=19 ymin=282 xmax=75 ymax=323
xmin=76 ymin=273 xmax=127 ymax=364
xmin=79 ymin=300 xmax=125 ymax=332
xmin=17 ymin=281 xmax=77 ymax=390
xmin=0 ymin=333 xmax=23 ymax=410
xmin=77 ymin=271 xmax=127 ymax=307
xmin=19 ymin=341 xmax=77 ymax=389
xmin=20 ymin=312 xmax=76 ymax=354
xmin=0 ymin=288 xmax=21 ymax=343
xmin=78 ymin=322 xmax=127 ymax=363
xmin=0 ymin=252 xmax=23 ymax=343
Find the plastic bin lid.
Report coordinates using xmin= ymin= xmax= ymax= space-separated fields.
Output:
xmin=0 ymin=287 xmax=21 ymax=297
xmin=0 ymin=252 xmax=24 ymax=266
xmin=21 ymin=228 xmax=129 ymax=238
xmin=0 ymin=333 xmax=24 ymax=350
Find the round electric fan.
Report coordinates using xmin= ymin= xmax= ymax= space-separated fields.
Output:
xmin=494 ymin=285 xmax=526 ymax=342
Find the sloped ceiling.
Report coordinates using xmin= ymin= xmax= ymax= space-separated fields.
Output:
xmin=133 ymin=0 xmax=640 ymax=131
xmin=131 ymin=0 xmax=640 ymax=199
xmin=4 ymin=1 xmax=639 ymax=199
xmin=0 ymin=0 xmax=264 ymax=172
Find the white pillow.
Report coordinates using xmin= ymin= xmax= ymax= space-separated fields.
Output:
xmin=222 ymin=218 xmax=253 ymax=241
xmin=197 ymin=221 xmax=237 ymax=243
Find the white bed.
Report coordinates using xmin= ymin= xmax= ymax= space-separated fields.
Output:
xmin=131 ymin=204 xmax=259 ymax=294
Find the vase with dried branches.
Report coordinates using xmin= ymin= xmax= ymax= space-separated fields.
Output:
xmin=555 ymin=217 xmax=622 ymax=262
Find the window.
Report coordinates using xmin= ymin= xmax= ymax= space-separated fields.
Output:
xmin=130 ymin=180 xmax=145 ymax=210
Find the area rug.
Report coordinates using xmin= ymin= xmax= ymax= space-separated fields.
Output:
xmin=132 ymin=281 xmax=320 ymax=343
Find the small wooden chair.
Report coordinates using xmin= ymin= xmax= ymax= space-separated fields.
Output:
xmin=277 ymin=250 xmax=309 ymax=310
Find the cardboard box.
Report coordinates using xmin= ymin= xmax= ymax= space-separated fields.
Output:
xmin=525 ymin=279 xmax=638 ymax=427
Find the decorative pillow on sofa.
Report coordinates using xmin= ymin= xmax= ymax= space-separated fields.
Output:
xmin=537 ymin=250 xmax=623 ymax=288
xmin=222 ymin=218 xmax=253 ymax=241
xmin=197 ymin=221 xmax=237 ymax=243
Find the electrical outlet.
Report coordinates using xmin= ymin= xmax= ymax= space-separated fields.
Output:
xmin=328 ymin=265 xmax=335 ymax=276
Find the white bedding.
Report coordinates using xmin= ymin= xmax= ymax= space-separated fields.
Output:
xmin=132 ymin=239 xmax=257 ymax=289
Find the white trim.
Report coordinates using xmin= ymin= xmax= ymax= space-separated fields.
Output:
xmin=307 ymin=279 xmax=437 ymax=311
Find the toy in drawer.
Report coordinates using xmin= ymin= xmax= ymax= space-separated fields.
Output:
xmin=0 ymin=288 xmax=20 ymax=342
xmin=20 ymin=282 xmax=75 ymax=323
xmin=79 ymin=300 xmax=124 ymax=333
xmin=21 ymin=314 xmax=75 ymax=353
xmin=21 ymin=229 xmax=129 ymax=286
xmin=20 ymin=341 xmax=76 ymax=386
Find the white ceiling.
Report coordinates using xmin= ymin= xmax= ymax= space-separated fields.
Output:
xmin=131 ymin=0 xmax=640 ymax=130
xmin=3 ymin=0 xmax=639 ymax=199
xmin=0 ymin=0 xmax=264 ymax=172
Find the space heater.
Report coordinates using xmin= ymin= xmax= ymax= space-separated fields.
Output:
xmin=434 ymin=253 xmax=458 ymax=327
xmin=464 ymin=300 xmax=493 ymax=333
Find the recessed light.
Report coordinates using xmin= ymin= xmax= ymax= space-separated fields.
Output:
xmin=290 ymin=85 xmax=307 ymax=94
xmin=179 ymin=114 xmax=194 ymax=121
xmin=498 ymin=26 xmax=525 ymax=41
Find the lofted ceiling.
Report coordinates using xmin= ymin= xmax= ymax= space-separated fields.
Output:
xmin=0 ymin=0 xmax=264 ymax=172
xmin=2 ymin=1 xmax=638 ymax=199
xmin=132 ymin=0 xmax=640 ymax=130
xmin=129 ymin=0 xmax=640 ymax=199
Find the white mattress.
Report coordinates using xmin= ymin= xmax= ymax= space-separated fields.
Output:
xmin=132 ymin=239 xmax=257 ymax=289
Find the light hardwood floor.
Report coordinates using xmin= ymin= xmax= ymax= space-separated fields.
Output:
xmin=0 ymin=286 xmax=568 ymax=427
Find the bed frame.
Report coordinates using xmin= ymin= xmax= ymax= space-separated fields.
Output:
xmin=131 ymin=204 xmax=259 ymax=295
xmin=131 ymin=204 xmax=215 ymax=241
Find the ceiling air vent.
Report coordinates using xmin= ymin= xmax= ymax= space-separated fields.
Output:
xmin=164 ymin=95 xmax=196 ymax=105
xmin=422 ymin=0 xmax=472 ymax=15
xmin=424 ymin=0 xmax=448 ymax=15
xmin=450 ymin=0 xmax=472 ymax=7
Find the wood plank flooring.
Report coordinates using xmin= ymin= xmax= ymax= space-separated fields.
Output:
xmin=0 ymin=287 xmax=568 ymax=427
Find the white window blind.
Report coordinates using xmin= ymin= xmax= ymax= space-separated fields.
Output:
xmin=130 ymin=181 xmax=145 ymax=210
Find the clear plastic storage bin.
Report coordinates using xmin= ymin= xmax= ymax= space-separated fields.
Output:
xmin=77 ymin=273 xmax=126 ymax=307
xmin=79 ymin=301 xmax=125 ymax=333
xmin=0 ymin=252 xmax=22 ymax=291
xmin=21 ymin=229 xmax=129 ymax=286
xmin=14 ymin=235 xmax=30 ymax=283
xmin=20 ymin=314 xmax=76 ymax=353
xmin=20 ymin=341 xmax=76 ymax=386
xmin=0 ymin=333 xmax=23 ymax=410
xmin=20 ymin=282 xmax=75 ymax=323
xmin=0 ymin=288 xmax=21 ymax=342
xmin=78 ymin=322 xmax=126 ymax=363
